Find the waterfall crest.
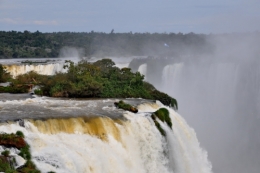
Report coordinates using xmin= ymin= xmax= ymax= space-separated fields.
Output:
xmin=4 ymin=63 xmax=66 ymax=77
xmin=0 ymin=101 xmax=212 ymax=173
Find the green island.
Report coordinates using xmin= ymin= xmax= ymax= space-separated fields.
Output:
xmin=0 ymin=59 xmax=178 ymax=109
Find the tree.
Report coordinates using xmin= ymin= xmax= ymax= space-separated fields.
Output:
xmin=0 ymin=64 xmax=10 ymax=82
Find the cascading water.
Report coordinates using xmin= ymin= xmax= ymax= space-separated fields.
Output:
xmin=0 ymin=97 xmax=212 ymax=173
xmin=4 ymin=63 xmax=67 ymax=77
xmin=139 ymin=58 xmax=260 ymax=173
xmin=137 ymin=63 xmax=147 ymax=79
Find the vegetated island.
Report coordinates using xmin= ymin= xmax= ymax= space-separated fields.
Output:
xmin=0 ymin=59 xmax=178 ymax=110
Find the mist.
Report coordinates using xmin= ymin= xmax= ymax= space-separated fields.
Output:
xmin=129 ymin=32 xmax=260 ymax=173
xmin=59 ymin=46 xmax=84 ymax=59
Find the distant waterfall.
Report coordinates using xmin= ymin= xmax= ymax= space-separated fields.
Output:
xmin=162 ymin=63 xmax=239 ymax=114
xmin=137 ymin=63 xmax=147 ymax=79
xmin=160 ymin=61 xmax=260 ymax=173
xmin=0 ymin=100 xmax=212 ymax=173
xmin=4 ymin=63 xmax=66 ymax=77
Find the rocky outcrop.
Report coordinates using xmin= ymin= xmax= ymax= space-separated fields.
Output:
xmin=114 ymin=100 xmax=138 ymax=113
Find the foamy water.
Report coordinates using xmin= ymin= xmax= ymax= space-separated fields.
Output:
xmin=0 ymin=99 xmax=212 ymax=173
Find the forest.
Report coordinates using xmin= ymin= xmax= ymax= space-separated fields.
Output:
xmin=0 ymin=30 xmax=212 ymax=58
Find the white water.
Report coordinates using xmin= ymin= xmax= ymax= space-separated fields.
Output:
xmin=160 ymin=61 xmax=260 ymax=173
xmin=137 ymin=63 xmax=147 ymax=79
xmin=4 ymin=63 xmax=67 ymax=77
xmin=2 ymin=57 xmax=135 ymax=77
xmin=0 ymin=99 xmax=212 ymax=173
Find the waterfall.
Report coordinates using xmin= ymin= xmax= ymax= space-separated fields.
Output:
xmin=4 ymin=63 xmax=67 ymax=77
xmin=137 ymin=63 xmax=147 ymax=79
xmin=162 ymin=63 xmax=184 ymax=96
xmin=160 ymin=61 xmax=260 ymax=173
xmin=0 ymin=100 xmax=212 ymax=173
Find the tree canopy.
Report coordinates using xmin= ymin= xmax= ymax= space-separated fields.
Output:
xmin=0 ymin=30 xmax=212 ymax=58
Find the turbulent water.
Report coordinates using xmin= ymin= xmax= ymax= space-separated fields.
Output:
xmin=3 ymin=57 xmax=260 ymax=172
xmin=0 ymin=96 xmax=212 ymax=173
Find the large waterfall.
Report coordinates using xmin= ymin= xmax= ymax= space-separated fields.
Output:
xmin=134 ymin=58 xmax=260 ymax=173
xmin=3 ymin=56 xmax=260 ymax=172
xmin=0 ymin=97 xmax=212 ymax=173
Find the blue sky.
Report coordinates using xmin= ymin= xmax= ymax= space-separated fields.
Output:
xmin=0 ymin=0 xmax=259 ymax=33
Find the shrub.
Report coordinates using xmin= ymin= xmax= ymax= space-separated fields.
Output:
xmin=151 ymin=108 xmax=173 ymax=136
xmin=18 ymin=145 xmax=31 ymax=160
xmin=1 ymin=150 xmax=10 ymax=157
xmin=15 ymin=131 xmax=24 ymax=138
xmin=34 ymin=89 xmax=43 ymax=96
xmin=154 ymin=108 xmax=172 ymax=129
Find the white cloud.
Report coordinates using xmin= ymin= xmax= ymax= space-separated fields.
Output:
xmin=33 ymin=20 xmax=58 ymax=26
xmin=0 ymin=18 xmax=58 ymax=26
xmin=0 ymin=18 xmax=26 ymax=24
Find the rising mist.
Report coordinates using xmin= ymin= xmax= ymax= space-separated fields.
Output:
xmin=130 ymin=32 xmax=260 ymax=173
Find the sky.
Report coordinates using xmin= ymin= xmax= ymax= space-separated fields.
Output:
xmin=0 ymin=0 xmax=259 ymax=34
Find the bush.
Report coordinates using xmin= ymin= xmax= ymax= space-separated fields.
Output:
xmin=16 ymin=131 xmax=24 ymax=138
xmin=154 ymin=108 xmax=172 ymax=129
xmin=17 ymin=160 xmax=40 ymax=173
xmin=151 ymin=108 xmax=173 ymax=136
xmin=0 ymin=64 xmax=11 ymax=83
xmin=0 ymin=157 xmax=16 ymax=173
xmin=0 ymin=86 xmax=28 ymax=93
xmin=34 ymin=89 xmax=43 ymax=96
xmin=0 ymin=160 xmax=11 ymax=172
xmin=1 ymin=150 xmax=10 ymax=157
xmin=18 ymin=145 xmax=31 ymax=160
xmin=150 ymin=90 xmax=178 ymax=110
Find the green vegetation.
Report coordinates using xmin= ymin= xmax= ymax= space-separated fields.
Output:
xmin=151 ymin=108 xmax=172 ymax=136
xmin=0 ymin=30 xmax=211 ymax=58
xmin=0 ymin=64 xmax=11 ymax=83
xmin=34 ymin=89 xmax=43 ymax=96
xmin=16 ymin=131 xmax=25 ymax=138
xmin=0 ymin=131 xmax=41 ymax=173
xmin=1 ymin=150 xmax=10 ymax=157
xmin=0 ymin=132 xmax=26 ymax=149
xmin=18 ymin=145 xmax=31 ymax=160
xmin=114 ymin=100 xmax=138 ymax=113
xmin=154 ymin=108 xmax=172 ymax=128
xmin=0 ymin=86 xmax=28 ymax=93
xmin=0 ymin=156 xmax=15 ymax=173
